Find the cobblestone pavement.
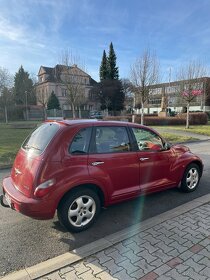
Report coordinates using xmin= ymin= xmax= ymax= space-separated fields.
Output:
xmin=35 ymin=202 xmax=210 ymax=280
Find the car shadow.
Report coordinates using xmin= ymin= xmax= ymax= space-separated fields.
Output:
xmin=50 ymin=185 xmax=207 ymax=251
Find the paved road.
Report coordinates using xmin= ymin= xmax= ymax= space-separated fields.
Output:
xmin=0 ymin=141 xmax=210 ymax=277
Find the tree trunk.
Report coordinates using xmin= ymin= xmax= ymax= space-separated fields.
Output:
xmin=79 ymin=106 xmax=82 ymax=118
xmin=72 ymin=103 xmax=76 ymax=119
xmin=43 ymin=107 xmax=47 ymax=120
xmin=141 ymin=102 xmax=144 ymax=125
xmin=186 ymin=102 xmax=190 ymax=129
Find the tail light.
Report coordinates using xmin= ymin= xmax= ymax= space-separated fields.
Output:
xmin=34 ymin=179 xmax=56 ymax=198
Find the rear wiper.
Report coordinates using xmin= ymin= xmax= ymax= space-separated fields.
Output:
xmin=25 ymin=144 xmax=42 ymax=151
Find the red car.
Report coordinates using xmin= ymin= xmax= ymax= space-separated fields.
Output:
xmin=0 ymin=120 xmax=203 ymax=232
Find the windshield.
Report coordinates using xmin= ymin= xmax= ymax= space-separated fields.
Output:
xmin=22 ymin=123 xmax=60 ymax=155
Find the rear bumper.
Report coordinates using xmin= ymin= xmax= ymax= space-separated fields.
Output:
xmin=1 ymin=176 xmax=55 ymax=220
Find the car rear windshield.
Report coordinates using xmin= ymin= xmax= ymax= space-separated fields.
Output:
xmin=22 ymin=122 xmax=60 ymax=155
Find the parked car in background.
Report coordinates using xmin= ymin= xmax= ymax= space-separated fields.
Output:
xmin=0 ymin=120 xmax=203 ymax=232
xmin=89 ymin=110 xmax=103 ymax=119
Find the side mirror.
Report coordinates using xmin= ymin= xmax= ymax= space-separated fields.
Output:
xmin=163 ymin=142 xmax=171 ymax=150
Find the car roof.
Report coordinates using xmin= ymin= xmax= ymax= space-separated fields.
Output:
xmin=45 ymin=119 xmax=141 ymax=127
xmin=44 ymin=119 xmax=157 ymax=133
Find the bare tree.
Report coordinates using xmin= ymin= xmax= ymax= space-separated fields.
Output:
xmin=0 ymin=67 xmax=13 ymax=92
xmin=130 ymin=49 xmax=159 ymax=124
xmin=177 ymin=60 xmax=207 ymax=128
xmin=121 ymin=78 xmax=133 ymax=113
xmin=36 ymin=91 xmax=48 ymax=119
xmin=59 ymin=50 xmax=87 ymax=119
xmin=0 ymin=68 xmax=13 ymax=123
xmin=0 ymin=87 xmax=13 ymax=123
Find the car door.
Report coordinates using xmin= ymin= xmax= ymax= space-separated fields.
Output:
xmin=88 ymin=125 xmax=140 ymax=203
xmin=131 ymin=127 xmax=174 ymax=193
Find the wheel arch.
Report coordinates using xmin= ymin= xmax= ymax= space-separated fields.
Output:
xmin=184 ymin=160 xmax=203 ymax=177
xmin=191 ymin=160 xmax=203 ymax=176
xmin=177 ymin=160 xmax=203 ymax=188
xmin=57 ymin=183 xmax=105 ymax=211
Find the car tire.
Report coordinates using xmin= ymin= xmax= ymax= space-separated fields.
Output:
xmin=57 ymin=189 xmax=100 ymax=232
xmin=180 ymin=163 xmax=201 ymax=193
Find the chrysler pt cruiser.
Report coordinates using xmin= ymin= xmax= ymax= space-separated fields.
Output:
xmin=0 ymin=120 xmax=203 ymax=232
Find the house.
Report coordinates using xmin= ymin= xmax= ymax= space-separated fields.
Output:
xmin=35 ymin=64 xmax=99 ymax=117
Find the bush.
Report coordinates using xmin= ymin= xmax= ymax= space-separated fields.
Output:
xmin=178 ymin=112 xmax=208 ymax=125
xmin=144 ymin=116 xmax=185 ymax=126
xmin=104 ymin=112 xmax=208 ymax=125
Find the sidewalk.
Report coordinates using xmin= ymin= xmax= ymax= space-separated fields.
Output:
xmin=2 ymin=194 xmax=210 ymax=280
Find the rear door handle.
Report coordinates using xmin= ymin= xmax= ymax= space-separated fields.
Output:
xmin=91 ymin=161 xmax=104 ymax=166
xmin=140 ymin=157 xmax=149 ymax=161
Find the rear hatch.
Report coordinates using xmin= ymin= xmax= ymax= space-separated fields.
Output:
xmin=11 ymin=122 xmax=60 ymax=197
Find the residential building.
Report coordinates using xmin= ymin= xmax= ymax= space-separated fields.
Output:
xmin=36 ymin=64 xmax=99 ymax=117
xmin=134 ymin=77 xmax=210 ymax=114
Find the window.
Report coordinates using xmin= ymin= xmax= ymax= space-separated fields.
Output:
xmin=165 ymin=85 xmax=180 ymax=93
xmin=62 ymin=89 xmax=67 ymax=97
xmin=22 ymin=123 xmax=59 ymax=155
xmin=95 ymin=126 xmax=130 ymax=153
xmin=148 ymin=98 xmax=161 ymax=105
xmin=149 ymin=88 xmax=162 ymax=95
xmin=132 ymin=127 xmax=163 ymax=151
xmin=69 ymin=127 xmax=92 ymax=155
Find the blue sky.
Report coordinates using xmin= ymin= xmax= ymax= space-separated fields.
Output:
xmin=1 ymin=0 xmax=210 ymax=82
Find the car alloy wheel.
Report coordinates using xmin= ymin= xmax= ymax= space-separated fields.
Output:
xmin=181 ymin=163 xmax=200 ymax=192
xmin=68 ymin=195 xmax=96 ymax=227
xmin=57 ymin=188 xmax=100 ymax=232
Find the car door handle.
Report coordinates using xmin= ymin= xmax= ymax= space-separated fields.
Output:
xmin=140 ymin=157 xmax=149 ymax=161
xmin=91 ymin=161 xmax=104 ymax=166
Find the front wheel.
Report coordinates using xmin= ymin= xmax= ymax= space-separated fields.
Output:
xmin=57 ymin=189 xmax=100 ymax=232
xmin=180 ymin=163 xmax=201 ymax=192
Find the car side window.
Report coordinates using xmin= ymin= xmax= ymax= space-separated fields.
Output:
xmin=95 ymin=126 xmax=130 ymax=153
xmin=69 ymin=127 xmax=92 ymax=155
xmin=132 ymin=127 xmax=163 ymax=151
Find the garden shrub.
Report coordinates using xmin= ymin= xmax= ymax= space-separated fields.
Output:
xmin=104 ymin=112 xmax=208 ymax=125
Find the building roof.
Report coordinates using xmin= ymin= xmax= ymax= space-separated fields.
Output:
xmin=38 ymin=64 xmax=98 ymax=84
xmin=149 ymin=77 xmax=210 ymax=89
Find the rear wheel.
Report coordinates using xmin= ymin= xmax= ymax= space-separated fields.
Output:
xmin=180 ymin=163 xmax=201 ymax=192
xmin=57 ymin=189 xmax=100 ymax=232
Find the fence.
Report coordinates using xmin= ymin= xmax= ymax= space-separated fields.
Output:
xmin=0 ymin=106 xmax=91 ymax=122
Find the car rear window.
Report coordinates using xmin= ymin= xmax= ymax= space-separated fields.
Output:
xmin=22 ymin=122 xmax=60 ymax=155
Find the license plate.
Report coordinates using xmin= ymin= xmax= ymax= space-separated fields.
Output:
xmin=5 ymin=193 xmax=11 ymax=208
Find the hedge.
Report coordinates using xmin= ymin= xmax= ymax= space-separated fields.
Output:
xmin=104 ymin=112 xmax=208 ymax=125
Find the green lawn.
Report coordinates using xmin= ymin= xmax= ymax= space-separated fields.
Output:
xmin=0 ymin=122 xmax=40 ymax=167
xmin=160 ymin=133 xmax=196 ymax=143
xmin=154 ymin=125 xmax=210 ymax=136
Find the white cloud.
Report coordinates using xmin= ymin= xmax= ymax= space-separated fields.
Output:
xmin=0 ymin=16 xmax=25 ymax=41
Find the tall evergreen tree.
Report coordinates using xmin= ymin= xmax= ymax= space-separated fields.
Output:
xmin=99 ymin=50 xmax=108 ymax=81
xmin=47 ymin=91 xmax=61 ymax=110
xmin=98 ymin=42 xmax=124 ymax=114
xmin=107 ymin=42 xmax=119 ymax=80
xmin=14 ymin=65 xmax=36 ymax=105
